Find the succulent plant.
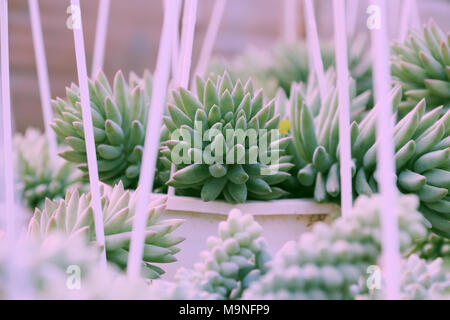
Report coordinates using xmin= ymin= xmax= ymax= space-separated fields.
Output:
xmin=208 ymin=36 xmax=372 ymax=100
xmin=27 ymin=182 xmax=184 ymax=278
xmin=0 ymin=233 xmax=151 ymax=299
xmin=51 ymin=70 xmax=154 ymax=189
xmin=291 ymin=82 xmax=450 ymax=238
xmin=391 ymin=20 xmax=450 ymax=117
xmin=163 ymin=71 xmax=294 ymax=203
xmin=14 ymin=128 xmax=84 ymax=210
xmin=362 ymin=254 xmax=450 ymax=300
xmin=173 ymin=209 xmax=271 ymax=300
xmin=242 ymin=194 xmax=428 ymax=300
xmin=414 ymin=233 xmax=450 ymax=260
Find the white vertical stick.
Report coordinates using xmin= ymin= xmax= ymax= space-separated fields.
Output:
xmin=0 ymin=0 xmax=15 ymax=240
xmin=168 ymin=0 xmax=198 ymax=197
xmin=333 ymin=0 xmax=352 ymax=218
xmin=127 ymin=0 xmax=181 ymax=279
xmin=175 ymin=0 xmax=198 ymax=89
xmin=370 ymin=0 xmax=400 ymax=300
xmin=410 ymin=0 xmax=420 ymax=29
xmin=283 ymin=0 xmax=297 ymax=42
xmin=346 ymin=0 xmax=359 ymax=38
xmin=304 ymin=0 xmax=327 ymax=106
xmin=192 ymin=0 xmax=226 ymax=81
xmin=70 ymin=0 xmax=106 ymax=268
xmin=91 ymin=0 xmax=110 ymax=77
xmin=399 ymin=0 xmax=412 ymax=42
xmin=28 ymin=0 xmax=58 ymax=163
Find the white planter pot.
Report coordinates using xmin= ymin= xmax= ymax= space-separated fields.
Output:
xmin=153 ymin=195 xmax=340 ymax=280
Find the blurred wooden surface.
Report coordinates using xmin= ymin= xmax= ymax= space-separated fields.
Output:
xmin=6 ymin=0 xmax=450 ymax=133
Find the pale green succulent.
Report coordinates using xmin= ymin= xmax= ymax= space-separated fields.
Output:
xmin=391 ymin=20 xmax=450 ymax=118
xmin=362 ymin=254 xmax=450 ymax=300
xmin=0 ymin=233 xmax=151 ymax=299
xmin=242 ymin=194 xmax=428 ymax=300
xmin=163 ymin=71 xmax=294 ymax=203
xmin=51 ymin=70 xmax=155 ymax=190
xmin=208 ymin=36 xmax=372 ymax=100
xmin=176 ymin=209 xmax=271 ymax=300
xmin=27 ymin=182 xmax=184 ymax=278
xmin=14 ymin=128 xmax=83 ymax=210
xmin=414 ymin=233 xmax=450 ymax=260
xmin=290 ymin=81 xmax=450 ymax=238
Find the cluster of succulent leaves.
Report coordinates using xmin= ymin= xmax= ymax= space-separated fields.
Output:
xmin=0 ymin=233 xmax=151 ymax=299
xmin=51 ymin=70 xmax=155 ymax=190
xmin=27 ymin=182 xmax=184 ymax=279
xmin=413 ymin=233 xmax=450 ymax=260
xmin=241 ymin=194 xmax=430 ymax=300
xmin=14 ymin=128 xmax=84 ymax=210
xmin=172 ymin=209 xmax=272 ymax=300
xmin=290 ymin=78 xmax=450 ymax=238
xmin=391 ymin=20 xmax=450 ymax=118
xmin=162 ymin=71 xmax=294 ymax=203
xmin=362 ymin=254 xmax=450 ymax=300
xmin=208 ymin=36 xmax=372 ymax=100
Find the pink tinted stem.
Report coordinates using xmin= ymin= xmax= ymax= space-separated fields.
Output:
xmin=346 ymin=0 xmax=359 ymax=38
xmin=192 ymin=0 xmax=226 ymax=81
xmin=332 ymin=0 xmax=352 ymax=217
xmin=370 ymin=0 xmax=401 ymax=300
xmin=304 ymin=0 xmax=327 ymax=102
xmin=70 ymin=0 xmax=106 ymax=267
xmin=127 ymin=0 xmax=182 ymax=278
xmin=28 ymin=0 xmax=58 ymax=163
xmin=91 ymin=0 xmax=110 ymax=77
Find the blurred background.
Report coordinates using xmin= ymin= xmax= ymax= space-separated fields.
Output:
xmin=7 ymin=0 xmax=450 ymax=132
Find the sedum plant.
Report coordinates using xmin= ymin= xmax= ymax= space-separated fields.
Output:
xmin=242 ymin=194 xmax=428 ymax=300
xmin=27 ymin=182 xmax=184 ymax=278
xmin=51 ymin=70 xmax=153 ymax=189
xmin=362 ymin=254 xmax=450 ymax=300
xmin=291 ymin=83 xmax=450 ymax=238
xmin=0 ymin=234 xmax=152 ymax=299
xmin=163 ymin=71 xmax=294 ymax=203
xmin=391 ymin=20 xmax=450 ymax=117
xmin=173 ymin=209 xmax=272 ymax=300
xmin=414 ymin=233 xmax=450 ymax=260
xmin=14 ymin=128 xmax=83 ymax=210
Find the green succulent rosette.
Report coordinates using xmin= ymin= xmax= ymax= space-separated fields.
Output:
xmin=27 ymin=182 xmax=184 ymax=278
xmin=163 ymin=71 xmax=294 ymax=203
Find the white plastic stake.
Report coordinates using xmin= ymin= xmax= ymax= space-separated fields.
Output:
xmin=70 ymin=0 xmax=107 ymax=268
xmin=1 ymin=0 xmax=15 ymax=240
xmin=168 ymin=0 xmax=198 ymax=197
xmin=370 ymin=0 xmax=401 ymax=300
xmin=304 ymin=0 xmax=327 ymax=114
xmin=28 ymin=0 xmax=58 ymax=163
xmin=127 ymin=0 xmax=182 ymax=278
xmin=91 ymin=0 xmax=110 ymax=77
xmin=192 ymin=0 xmax=226 ymax=82
xmin=332 ymin=0 xmax=352 ymax=218
xmin=283 ymin=0 xmax=297 ymax=42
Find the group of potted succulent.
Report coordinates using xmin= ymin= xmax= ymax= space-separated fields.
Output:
xmin=3 ymin=15 xmax=450 ymax=299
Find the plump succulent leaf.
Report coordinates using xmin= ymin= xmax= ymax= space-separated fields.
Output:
xmin=14 ymin=128 xmax=84 ymax=210
xmin=27 ymin=182 xmax=184 ymax=278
